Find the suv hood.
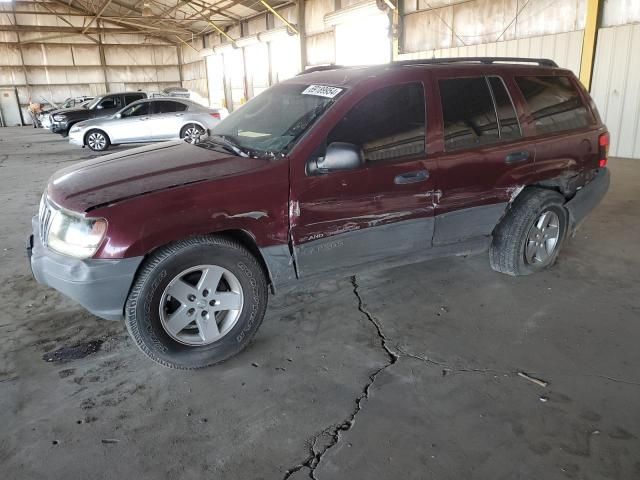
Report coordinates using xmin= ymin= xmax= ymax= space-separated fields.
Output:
xmin=47 ymin=141 xmax=267 ymax=212
xmin=50 ymin=106 xmax=88 ymax=116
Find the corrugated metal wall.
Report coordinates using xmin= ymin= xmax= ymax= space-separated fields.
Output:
xmin=398 ymin=30 xmax=585 ymax=76
xmin=591 ymin=23 xmax=640 ymax=159
xmin=0 ymin=4 xmax=182 ymax=123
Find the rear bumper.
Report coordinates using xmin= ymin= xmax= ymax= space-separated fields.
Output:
xmin=28 ymin=216 xmax=143 ymax=321
xmin=565 ymin=168 xmax=610 ymax=233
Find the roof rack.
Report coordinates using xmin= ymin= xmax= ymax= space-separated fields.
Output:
xmin=298 ymin=57 xmax=558 ymax=76
xmin=393 ymin=57 xmax=559 ymax=67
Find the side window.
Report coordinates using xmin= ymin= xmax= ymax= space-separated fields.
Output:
xmin=327 ymin=83 xmax=425 ymax=162
xmin=99 ymin=96 xmax=118 ymax=109
xmin=488 ymin=77 xmax=522 ymax=140
xmin=515 ymin=76 xmax=594 ymax=134
xmin=121 ymin=103 xmax=149 ymax=118
xmin=124 ymin=94 xmax=144 ymax=106
xmin=439 ymin=77 xmax=499 ymax=151
xmin=153 ymin=101 xmax=187 ymax=114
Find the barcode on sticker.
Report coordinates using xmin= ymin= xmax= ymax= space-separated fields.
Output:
xmin=302 ymin=85 xmax=343 ymax=98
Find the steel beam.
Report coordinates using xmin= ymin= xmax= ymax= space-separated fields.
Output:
xmin=579 ymin=0 xmax=603 ymax=90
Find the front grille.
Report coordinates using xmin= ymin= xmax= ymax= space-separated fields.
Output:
xmin=39 ymin=196 xmax=54 ymax=246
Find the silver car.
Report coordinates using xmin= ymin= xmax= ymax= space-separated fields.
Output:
xmin=68 ymin=98 xmax=229 ymax=151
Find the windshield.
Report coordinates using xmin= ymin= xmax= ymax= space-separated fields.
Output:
xmin=85 ymin=96 xmax=103 ymax=109
xmin=200 ymin=83 xmax=344 ymax=157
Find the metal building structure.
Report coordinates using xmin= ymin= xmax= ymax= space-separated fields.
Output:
xmin=0 ymin=0 xmax=639 ymax=158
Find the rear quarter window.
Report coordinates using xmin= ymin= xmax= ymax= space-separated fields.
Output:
xmin=515 ymin=76 xmax=594 ymax=134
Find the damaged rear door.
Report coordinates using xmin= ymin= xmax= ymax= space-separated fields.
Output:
xmin=290 ymin=79 xmax=438 ymax=278
xmin=431 ymin=73 xmax=537 ymax=246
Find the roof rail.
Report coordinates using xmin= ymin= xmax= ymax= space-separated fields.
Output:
xmin=393 ymin=57 xmax=559 ymax=67
xmin=297 ymin=57 xmax=558 ymax=76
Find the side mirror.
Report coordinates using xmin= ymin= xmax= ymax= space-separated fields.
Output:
xmin=96 ymin=105 xmax=103 ymax=110
xmin=311 ymin=142 xmax=363 ymax=174
xmin=115 ymin=113 xmax=121 ymax=119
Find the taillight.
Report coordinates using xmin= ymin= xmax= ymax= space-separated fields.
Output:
xmin=598 ymin=132 xmax=609 ymax=168
xmin=210 ymin=112 xmax=221 ymax=120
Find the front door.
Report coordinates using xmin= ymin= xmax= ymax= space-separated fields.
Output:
xmin=290 ymin=81 xmax=438 ymax=278
xmin=109 ymin=102 xmax=152 ymax=143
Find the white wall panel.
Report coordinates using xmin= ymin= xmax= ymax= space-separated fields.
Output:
xmin=398 ymin=30 xmax=584 ymax=76
xmin=591 ymin=24 xmax=640 ymax=159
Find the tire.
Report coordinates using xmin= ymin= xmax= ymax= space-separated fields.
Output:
xmin=180 ymin=123 xmax=205 ymax=144
xmin=85 ymin=129 xmax=110 ymax=151
xmin=124 ymin=236 xmax=268 ymax=369
xmin=490 ymin=188 xmax=568 ymax=276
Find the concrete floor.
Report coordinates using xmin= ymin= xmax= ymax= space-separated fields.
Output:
xmin=1 ymin=127 xmax=639 ymax=480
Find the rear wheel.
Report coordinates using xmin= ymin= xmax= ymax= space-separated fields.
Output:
xmin=124 ymin=236 xmax=268 ymax=369
xmin=85 ymin=129 xmax=110 ymax=151
xmin=490 ymin=188 xmax=568 ymax=276
xmin=181 ymin=124 xmax=205 ymax=144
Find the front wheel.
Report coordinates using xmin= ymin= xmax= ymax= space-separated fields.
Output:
xmin=180 ymin=124 xmax=205 ymax=144
xmin=124 ymin=236 xmax=268 ymax=369
xmin=85 ymin=129 xmax=110 ymax=151
xmin=490 ymin=188 xmax=568 ymax=276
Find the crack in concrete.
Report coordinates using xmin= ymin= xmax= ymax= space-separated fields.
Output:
xmin=282 ymin=276 xmax=640 ymax=479
xmin=282 ymin=276 xmax=399 ymax=480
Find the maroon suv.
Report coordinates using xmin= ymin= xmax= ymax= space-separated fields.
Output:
xmin=28 ymin=57 xmax=610 ymax=369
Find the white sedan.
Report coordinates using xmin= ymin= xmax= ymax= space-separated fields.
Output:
xmin=69 ymin=98 xmax=228 ymax=151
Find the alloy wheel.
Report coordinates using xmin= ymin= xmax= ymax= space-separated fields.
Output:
xmin=87 ymin=132 xmax=106 ymax=150
xmin=159 ymin=265 xmax=244 ymax=346
xmin=524 ymin=210 xmax=561 ymax=266
xmin=183 ymin=126 xmax=203 ymax=144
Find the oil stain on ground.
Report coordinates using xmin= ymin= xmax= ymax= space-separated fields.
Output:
xmin=42 ymin=340 xmax=103 ymax=363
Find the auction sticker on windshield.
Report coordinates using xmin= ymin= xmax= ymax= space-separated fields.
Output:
xmin=302 ymin=85 xmax=343 ymax=98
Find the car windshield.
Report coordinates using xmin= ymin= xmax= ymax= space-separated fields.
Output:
xmin=85 ymin=96 xmax=103 ymax=109
xmin=199 ymin=83 xmax=344 ymax=157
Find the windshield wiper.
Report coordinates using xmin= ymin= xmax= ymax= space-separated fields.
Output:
xmin=204 ymin=135 xmax=249 ymax=157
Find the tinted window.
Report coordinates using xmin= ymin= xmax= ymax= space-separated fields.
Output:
xmin=120 ymin=103 xmax=149 ymax=118
xmin=124 ymin=93 xmax=145 ymax=106
xmin=153 ymin=101 xmax=187 ymax=114
xmin=328 ymin=83 xmax=425 ymax=162
xmin=515 ymin=76 xmax=593 ymax=134
xmin=488 ymin=77 xmax=521 ymax=140
xmin=98 ymin=96 xmax=118 ymax=109
xmin=439 ymin=77 xmax=499 ymax=151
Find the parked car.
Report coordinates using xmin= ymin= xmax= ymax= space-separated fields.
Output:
xmin=68 ymin=98 xmax=229 ymax=151
xmin=50 ymin=92 xmax=147 ymax=137
xmin=40 ymin=97 xmax=94 ymax=130
xmin=28 ymin=57 xmax=610 ymax=369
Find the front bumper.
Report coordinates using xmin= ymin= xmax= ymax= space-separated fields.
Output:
xmin=565 ymin=168 xmax=610 ymax=233
xmin=68 ymin=130 xmax=84 ymax=146
xmin=28 ymin=215 xmax=144 ymax=321
xmin=50 ymin=121 xmax=69 ymax=134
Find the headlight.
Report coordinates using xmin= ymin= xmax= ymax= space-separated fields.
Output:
xmin=70 ymin=125 xmax=81 ymax=133
xmin=53 ymin=114 xmax=66 ymax=121
xmin=46 ymin=208 xmax=107 ymax=259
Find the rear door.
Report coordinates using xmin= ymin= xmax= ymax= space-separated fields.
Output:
xmin=290 ymin=80 xmax=439 ymax=278
xmin=147 ymin=100 xmax=187 ymax=140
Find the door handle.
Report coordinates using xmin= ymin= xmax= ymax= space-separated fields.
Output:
xmin=394 ymin=169 xmax=429 ymax=185
xmin=175 ymin=113 xmax=184 ymax=117
xmin=505 ymin=151 xmax=530 ymax=163
xmin=139 ymin=117 xmax=149 ymax=121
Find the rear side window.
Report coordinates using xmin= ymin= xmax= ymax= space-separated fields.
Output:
xmin=515 ymin=76 xmax=593 ymax=134
xmin=439 ymin=77 xmax=499 ymax=151
xmin=328 ymin=82 xmax=425 ymax=162
xmin=153 ymin=101 xmax=188 ymax=114
xmin=124 ymin=94 xmax=145 ymax=106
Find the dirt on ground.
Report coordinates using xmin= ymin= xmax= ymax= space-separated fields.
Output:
xmin=1 ymin=127 xmax=639 ymax=480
